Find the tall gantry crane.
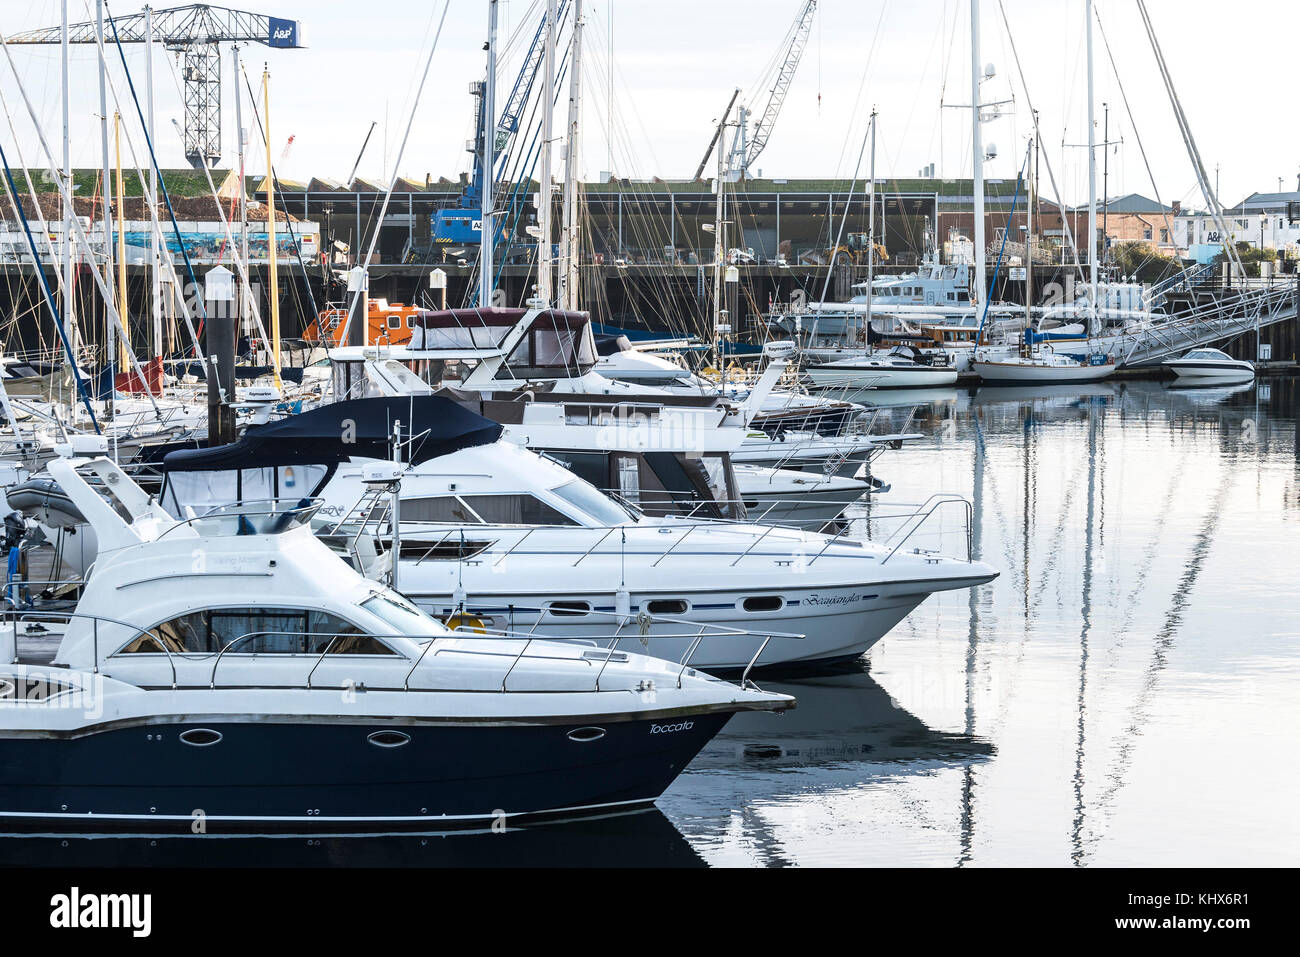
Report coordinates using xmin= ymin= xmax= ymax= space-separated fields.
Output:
xmin=705 ymin=0 xmax=816 ymax=181
xmin=9 ymin=4 xmax=304 ymax=169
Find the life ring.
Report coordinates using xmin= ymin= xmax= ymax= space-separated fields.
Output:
xmin=445 ymin=613 xmax=487 ymax=634
xmin=726 ymin=363 xmax=747 ymax=383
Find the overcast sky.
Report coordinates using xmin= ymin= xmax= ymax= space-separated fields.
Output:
xmin=3 ymin=1 xmax=1297 ymax=209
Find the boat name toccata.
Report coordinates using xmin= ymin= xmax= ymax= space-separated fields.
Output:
xmin=650 ymin=721 xmax=695 ymax=734
xmin=49 ymin=887 xmax=151 ymax=937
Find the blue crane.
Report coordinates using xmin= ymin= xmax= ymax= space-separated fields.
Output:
xmin=431 ymin=1 xmax=569 ymax=257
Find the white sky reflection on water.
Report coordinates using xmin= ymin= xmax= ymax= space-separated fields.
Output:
xmin=662 ymin=377 xmax=1300 ymax=867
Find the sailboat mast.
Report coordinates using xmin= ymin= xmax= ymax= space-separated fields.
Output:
xmin=713 ymin=103 xmax=727 ymax=374
xmin=536 ymin=0 xmax=556 ymax=304
xmin=61 ymin=0 xmax=76 ymax=362
xmin=1025 ymin=124 xmax=1035 ymax=333
xmin=558 ymin=0 xmax=584 ymax=312
xmin=115 ymin=114 xmax=129 ymax=369
xmin=96 ymin=0 xmax=114 ymax=402
xmin=146 ymin=4 xmax=161 ymax=366
xmin=970 ymin=0 xmax=987 ymax=323
xmin=480 ymin=0 xmax=499 ymax=309
xmin=866 ymin=109 xmax=876 ymax=347
xmin=1086 ymin=0 xmax=1098 ymax=331
xmin=263 ymin=67 xmax=281 ymax=390
xmin=234 ymin=44 xmax=250 ymax=335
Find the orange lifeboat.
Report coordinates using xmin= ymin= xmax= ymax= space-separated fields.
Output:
xmin=304 ymin=298 xmax=424 ymax=346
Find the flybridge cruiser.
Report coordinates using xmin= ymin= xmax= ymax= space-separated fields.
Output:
xmin=329 ymin=307 xmax=901 ymax=511
xmin=157 ymin=397 xmax=998 ymax=672
xmin=329 ymin=349 xmax=875 ymax=531
xmin=0 ymin=450 xmax=790 ymax=830
xmin=391 ymin=303 xmax=874 ymax=443
xmin=591 ymin=333 xmax=863 ymax=438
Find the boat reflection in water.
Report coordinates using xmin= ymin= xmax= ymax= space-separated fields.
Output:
xmin=0 ymin=806 xmax=704 ymax=868
xmin=692 ymin=662 xmax=993 ymax=770
xmin=659 ymin=664 xmax=995 ymax=866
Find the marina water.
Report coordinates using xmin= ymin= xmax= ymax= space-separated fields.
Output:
xmin=4 ymin=377 xmax=1295 ymax=866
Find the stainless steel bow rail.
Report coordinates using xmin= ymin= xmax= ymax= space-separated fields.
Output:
xmin=805 ymin=493 xmax=974 ymax=567
xmin=427 ymin=602 xmax=804 ymax=691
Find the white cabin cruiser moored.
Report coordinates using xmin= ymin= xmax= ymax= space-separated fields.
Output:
xmin=0 ymin=453 xmax=791 ymax=830
xmin=1162 ymin=347 xmax=1255 ymax=383
xmin=158 ymin=397 xmax=999 ymax=672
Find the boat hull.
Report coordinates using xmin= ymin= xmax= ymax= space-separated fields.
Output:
xmin=972 ymin=359 xmax=1116 ymax=385
xmin=0 ymin=711 xmax=731 ymax=831
xmin=410 ymin=576 xmax=991 ymax=673
xmin=1165 ymin=360 xmax=1255 ymax=382
xmin=805 ymin=364 xmax=958 ymax=390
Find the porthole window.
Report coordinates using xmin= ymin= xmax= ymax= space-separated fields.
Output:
xmin=546 ymin=600 xmax=591 ymax=617
xmin=741 ymin=595 xmax=784 ymax=613
xmin=645 ymin=599 xmax=688 ymax=616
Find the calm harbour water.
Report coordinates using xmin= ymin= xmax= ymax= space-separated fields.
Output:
xmin=5 ymin=376 xmax=1297 ymax=867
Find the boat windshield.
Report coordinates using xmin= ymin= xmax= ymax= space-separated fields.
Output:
xmin=551 ymin=479 xmax=636 ymax=526
xmin=361 ymin=592 xmax=446 ymax=639
xmin=1186 ymin=349 xmax=1228 ymax=360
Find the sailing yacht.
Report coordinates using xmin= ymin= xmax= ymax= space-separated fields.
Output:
xmin=0 ymin=448 xmax=791 ymax=829
xmin=805 ymin=345 xmax=960 ymax=390
xmin=971 ymin=347 xmax=1116 ymax=384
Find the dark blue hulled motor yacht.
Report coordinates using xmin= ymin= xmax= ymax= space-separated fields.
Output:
xmin=0 ymin=453 xmax=791 ymax=831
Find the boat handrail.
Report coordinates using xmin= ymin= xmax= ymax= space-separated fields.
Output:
xmin=436 ymin=604 xmax=805 ymax=642
xmin=2 ymin=607 xmax=180 ymax=688
xmin=880 ymin=493 xmax=974 ymax=565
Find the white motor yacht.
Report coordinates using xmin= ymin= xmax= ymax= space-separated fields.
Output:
xmin=0 ymin=448 xmax=791 ymax=830
xmin=158 ymin=397 xmax=999 ymax=673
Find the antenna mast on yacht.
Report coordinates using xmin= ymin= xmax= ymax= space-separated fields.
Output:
xmin=970 ymin=0 xmax=986 ymax=326
xmin=558 ymin=0 xmax=584 ymax=311
xmin=480 ymin=0 xmax=499 ymax=309
xmin=536 ymin=0 xmax=557 ymax=304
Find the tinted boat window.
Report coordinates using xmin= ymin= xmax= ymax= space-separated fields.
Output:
xmin=461 ymin=493 xmax=578 ymax=526
xmin=549 ymin=481 xmax=635 ymax=526
xmin=121 ymin=608 xmax=391 ymax=655
xmin=361 ymin=593 xmax=445 ymax=638
xmin=403 ymin=496 xmax=482 ymax=524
